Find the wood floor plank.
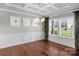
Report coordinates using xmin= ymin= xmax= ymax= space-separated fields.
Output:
xmin=0 ymin=40 xmax=78 ymax=56
xmin=0 ymin=45 xmax=27 ymax=56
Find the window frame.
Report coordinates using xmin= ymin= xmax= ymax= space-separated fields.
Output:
xmin=50 ymin=18 xmax=74 ymax=39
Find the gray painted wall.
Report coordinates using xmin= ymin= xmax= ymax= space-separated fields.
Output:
xmin=49 ymin=12 xmax=75 ymax=48
xmin=0 ymin=10 xmax=44 ymax=48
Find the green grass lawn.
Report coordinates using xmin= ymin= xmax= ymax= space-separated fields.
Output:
xmin=54 ymin=27 xmax=60 ymax=35
xmin=61 ymin=28 xmax=72 ymax=37
xmin=52 ymin=27 xmax=72 ymax=38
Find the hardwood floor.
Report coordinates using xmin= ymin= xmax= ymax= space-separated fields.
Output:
xmin=0 ymin=40 xmax=79 ymax=56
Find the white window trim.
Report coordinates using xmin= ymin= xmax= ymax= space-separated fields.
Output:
xmin=50 ymin=18 xmax=74 ymax=39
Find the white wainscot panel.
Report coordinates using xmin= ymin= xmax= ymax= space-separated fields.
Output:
xmin=0 ymin=34 xmax=9 ymax=46
xmin=7 ymin=33 xmax=22 ymax=44
xmin=31 ymin=32 xmax=44 ymax=41
xmin=22 ymin=32 xmax=44 ymax=43
xmin=0 ymin=33 xmax=22 ymax=48
xmin=22 ymin=32 xmax=32 ymax=43
xmin=0 ymin=32 xmax=44 ymax=48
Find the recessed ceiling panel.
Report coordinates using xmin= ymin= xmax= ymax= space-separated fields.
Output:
xmin=39 ymin=10 xmax=48 ymax=14
xmin=46 ymin=6 xmax=56 ymax=12
xmin=30 ymin=3 xmax=47 ymax=7
xmin=54 ymin=3 xmax=67 ymax=9
xmin=10 ymin=3 xmax=26 ymax=7
xmin=26 ymin=5 xmax=39 ymax=11
xmin=38 ymin=3 xmax=47 ymax=7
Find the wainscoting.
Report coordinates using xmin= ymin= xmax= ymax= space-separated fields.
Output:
xmin=0 ymin=32 xmax=44 ymax=48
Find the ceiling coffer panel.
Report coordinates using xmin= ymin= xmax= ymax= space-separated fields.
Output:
xmin=10 ymin=3 xmax=26 ymax=7
xmin=26 ymin=5 xmax=39 ymax=11
xmin=26 ymin=5 xmax=48 ymax=14
xmin=30 ymin=3 xmax=47 ymax=7
xmin=54 ymin=3 xmax=68 ymax=9
xmin=39 ymin=10 xmax=48 ymax=14
xmin=46 ymin=7 xmax=56 ymax=12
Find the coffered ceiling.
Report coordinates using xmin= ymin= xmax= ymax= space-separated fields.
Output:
xmin=0 ymin=3 xmax=79 ymax=17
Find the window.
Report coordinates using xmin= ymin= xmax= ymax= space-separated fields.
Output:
xmin=51 ymin=20 xmax=60 ymax=35
xmin=51 ymin=18 xmax=74 ymax=38
xmin=61 ymin=19 xmax=73 ymax=38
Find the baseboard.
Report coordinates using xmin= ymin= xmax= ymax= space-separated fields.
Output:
xmin=0 ymin=39 xmax=43 ymax=49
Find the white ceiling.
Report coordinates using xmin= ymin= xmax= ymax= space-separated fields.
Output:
xmin=0 ymin=3 xmax=79 ymax=17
